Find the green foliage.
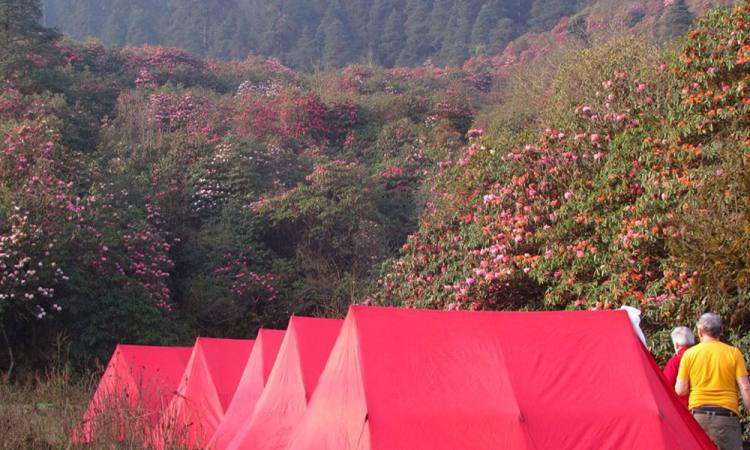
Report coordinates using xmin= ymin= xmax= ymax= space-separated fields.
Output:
xmin=255 ymin=160 xmax=391 ymax=314
xmin=42 ymin=0 xmax=600 ymax=69
xmin=0 ymin=0 xmax=59 ymax=88
xmin=475 ymin=46 xmax=568 ymax=134
xmin=658 ymin=0 xmax=696 ymax=42
xmin=374 ymin=1 xmax=750 ymax=364
xmin=543 ymin=36 xmax=661 ymax=129
xmin=379 ymin=10 xmax=407 ymax=68
xmin=528 ymin=0 xmax=593 ymax=32
xmin=3 ymin=0 xmax=749 ymax=380
xmin=0 ymin=10 xmax=482 ymax=373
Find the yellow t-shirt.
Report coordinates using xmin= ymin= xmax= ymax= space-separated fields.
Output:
xmin=677 ymin=341 xmax=749 ymax=415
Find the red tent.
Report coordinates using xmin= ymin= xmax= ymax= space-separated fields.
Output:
xmin=207 ymin=329 xmax=286 ymax=450
xmin=72 ymin=344 xmax=192 ymax=444
xmin=159 ymin=337 xmax=254 ymax=449
xmin=287 ymin=306 xmax=716 ymax=450
xmin=225 ymin=316 xmax=343 ymax=450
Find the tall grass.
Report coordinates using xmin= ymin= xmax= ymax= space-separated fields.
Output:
xmin=0 ymin=368 xmax=93 ymax=449
xmin=0 ymin=369 xmax=191 ymax=449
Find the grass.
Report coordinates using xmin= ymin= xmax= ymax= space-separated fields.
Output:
xmin=0 ymin=369 xmax=191 ymax=449
xmin=0 ymin=368 xmax=94 ymax=449
xmin=5 ymin=363 xmax=750 ymax=449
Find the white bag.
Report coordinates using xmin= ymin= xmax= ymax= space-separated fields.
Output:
xmin=620 ymin=305 xmax=648 ymax=347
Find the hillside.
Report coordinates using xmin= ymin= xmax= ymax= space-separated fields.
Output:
xmin=43 ymin=0 xmax=729 ymax=69
xmin=374 ymin=0 xmax=750 ymax=359
xmin=3 ymin=0 xmax=750 ymax=376
xmin=2 ymin=0 xmax=492 ymax=370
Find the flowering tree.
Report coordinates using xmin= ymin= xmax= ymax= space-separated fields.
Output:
xmin=374 ymin=4 xmax=750 ymax=361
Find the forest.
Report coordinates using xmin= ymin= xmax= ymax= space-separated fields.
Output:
xmin=41 ymin=0 xmax=592 ymax=67
xmin=1 ymin=0 xmax=745 ymax=371
xmin=3 ymin=0 xmax=750 ymax=441
xmin=41 ymin=0 xmax=702 ymax=68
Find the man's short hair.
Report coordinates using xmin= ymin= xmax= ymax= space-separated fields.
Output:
xmin=697 ymin=313 xmax=722 ymax=338
xmin=670 ymin=326 xmax=695 ymax=347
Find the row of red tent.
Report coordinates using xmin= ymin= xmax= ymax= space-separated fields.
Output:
xmin=72 ymin=305 xmax=718 ymax=449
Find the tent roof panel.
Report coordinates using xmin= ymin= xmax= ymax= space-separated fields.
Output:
xmin=207 ymin=329 xmax=285 ymax=450
xmin=289 ymin=306 xmax=715 ymax=450
xmin=225 ymin=316 xmax=343 ymax=450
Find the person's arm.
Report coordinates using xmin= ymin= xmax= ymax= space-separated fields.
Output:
xmin=676 ymin=351 xmax=691 ymax=397
xmin=676 ymin=379 xmax=690 ymax=397
xmin=738 ymin=376 xmax=750 ymax=411
xmin=735 ymin=348 xmax=750 ymax=411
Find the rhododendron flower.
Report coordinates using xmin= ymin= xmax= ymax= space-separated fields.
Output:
xmin=636 ymin=83 xmax=647 ymax=93
xmin=483 ymin=194 xmax=499 ymax=204
xmin=564 ymin=191 xmax=574 ymax=200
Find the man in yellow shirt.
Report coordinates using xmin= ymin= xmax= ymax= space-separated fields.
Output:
xmin=676 ymin=313 xmax=750 ymax=450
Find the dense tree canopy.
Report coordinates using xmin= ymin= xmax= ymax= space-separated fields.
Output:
xmin=2 ymin=0 xmax=488 ymax=372
xmin=1 ymin=0 xmax=58 ymax=85
xmin=375 ymin=1 xmax=750 ymax=361
xmin=2 ymin=0 xmax=750 ymax=376
xmin=40 ymin=0 xmax=597 ymax=68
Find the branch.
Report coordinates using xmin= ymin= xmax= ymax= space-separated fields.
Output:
xmin=1 ymin=326 xmax=13 ymax=382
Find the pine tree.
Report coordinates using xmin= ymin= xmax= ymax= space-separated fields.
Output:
xmin=36 ymin=0 xmax=602 ymax=68
xmin=272 ymin=0 xmax=316 ymax=54
xmin=0 ymin=0 xmax=58 ymax=83
xmin=428 ymin=0 xmax=452 ymax=51
xmin=507 ymin=0 xmax=528 ymax=21
xmin=455 ymin=0 xmax=480 ymax=44
xmin=367 ymin=0 xmax=393 ymax=57
xmin=102 ymin=1 xmax=129 ymax=46
xmin=528 ymin=0 xmax=586 ymax=33
xmin=318 ymin=0 xmax=355 ymax=69
xmin=396 ymin=0 xmax=434 ymax=66
xmin=438 ymin=10 xmax=465 ymax=65
xmin=658 ymin=0 xmax=695 ymax=42
xmin=471 ymin=2 xmax=497 ymax=54
xmin=168 ymin=0 xmax=210 ymax=55
xmin=289 ymin=26 xmax=321 ymax=69
xmin=126 ymin=3 xmax=160 ymax=46
xmin=342 ymin=0 xmax=370 ymax=51
xmin=52 ymin=0 xmax=106 ymax=40
xmin=379 ymin=8 xmax=406 ymax=67
xmin=226 ymin=14 xmax=253 ymax=60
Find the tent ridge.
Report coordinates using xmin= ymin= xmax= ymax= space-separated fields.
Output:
xmin=351 ymin=311 xmax=372 ymax=448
